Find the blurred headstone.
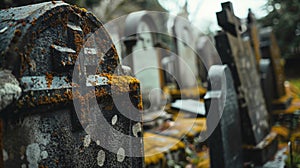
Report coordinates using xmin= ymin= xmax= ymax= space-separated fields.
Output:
xmin=196 ymin=36 xmax=220 ymax=83
xmin=215 ymin=2 xmax=269 ymax=144
xmin=204 ymin=65 xmax=243 ymax=168
xmin=172 ymin=16 xmax=200 ymax=90
xmin=259 ymin=59 xmax=274 ymax=114
xmin=215 ymin=1 xmax=278 ymax=164
xmin=260 ymin=27 xmax=292 ymax=110
xmin=123 ymin=12 xmax=171 ymax=124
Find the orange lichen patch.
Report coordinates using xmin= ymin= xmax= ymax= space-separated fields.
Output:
xmin=271 ymin=125 xmax=289 ymax=139
xmin=156 ymin=118 xmax=206 ymax=139
xmin=272 ymin=94 xmax=293 ymax=104
xmin=243 ymin=132 xmax=277 ymax=149
xmin=100 ymin=74 xmax=140 ymax=93
xmin=45 ymin=72 xmax=53 ymax=88
xmin=291 ymin=98 xmax=300 ymax=108
xmin=197 ymin=158 xmax=210 ymax=168
xmin=14 ymin=29 xmax=22 ymax=37
xmin=193 ymin=148 xmax=210 ymax=168
xmin=31 ymin=17 xmax=37 ymax=25
xmin=137 ymin=94 xmax=143 ymax=110
xmin=169 ymin=86 xmax=206 ymax=99
xmin=18 ymin=74 xmax=141 ymax=109
xmin=144 ymin=132 xmax=185 ymax=165
xmin=80 ymin=7 xmax=87 ymax=13
xmin=22 ymin=21 xmax=26 ymax=26
xmin=273 ymin=104 xmax=300 ymax=115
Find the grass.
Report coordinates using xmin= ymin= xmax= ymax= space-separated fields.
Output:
xmin=289 ymin=78 xmax=300 ymax=90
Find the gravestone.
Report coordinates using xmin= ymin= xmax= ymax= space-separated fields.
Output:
xmin=215 ymin=2 xmax=270 ymax=145
xmin=123 ymin=12 xmax=173 ymax=129
xmin=260 ymin=27 xmax=292 ymax=110
xmin=196 ymin=36 xmax=220 ymax=83
xmin=123 ymin=12 xmax=195 ymax=167
xmin=0 ymin=2 xmax=143 ymax=167
xmin=204 ymin=65 xmax=243 ymax=168
xmin=246 ymin=9 xmax=262 ymax=66
xmin=259 ymin=59 xmax=274 ymax=114
xmin=164 ymin=16 xmax=206 ymax=117
xmin=215 ymin=2 xmax=278 ymax=164
xmin=172 ymin=16 xmax=202 ymax=93
xmin=245 ymin=11 xmax=274 ymax=116
xmin=123 ymin=12 xmax=163 ymax=111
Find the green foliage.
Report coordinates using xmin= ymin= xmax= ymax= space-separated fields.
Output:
xmin=259 ymin=0 xmax=300 ymax=58
xmin=285 ymin=152 xmax=300 ymax=168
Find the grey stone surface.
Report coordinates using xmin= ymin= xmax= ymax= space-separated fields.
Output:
xmin=205 ymin=65 xmax=243 ymax=168
xmin=215 ymin=2 xmax=270 ymax=145
xmin=0 ymin=1 xmax=143 ymax=167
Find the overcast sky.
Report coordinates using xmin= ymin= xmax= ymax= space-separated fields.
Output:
xmin=158 ymin=0 xmax=268 ymax=33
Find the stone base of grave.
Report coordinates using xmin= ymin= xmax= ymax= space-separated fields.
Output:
xmin=272 ymin=95 xmax=293 ymax=110
xmin=243 ymin=132 xmax=278 ymax=165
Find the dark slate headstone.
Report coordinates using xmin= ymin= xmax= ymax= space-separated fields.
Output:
xmin=215 ymin=1 xmax=270 ymax=145
xmin=0 ymin=2 xmax=144 ymax=167
xmin=204 ymin=65 xmax=243 ymax=168
xmin=259 ymin=59 xmax=274 ymax=114
xmin=260 ymin=27 xmax=286 ymax=99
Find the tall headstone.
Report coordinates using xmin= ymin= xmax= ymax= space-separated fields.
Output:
xmin=123 ymin=12 xmax=204 ymax=167
xmin=123 ymin=12 xmax=164 ymax=111
xmin=204 ymin=65 xmax=243 ymax=168
xmin=196 ymin=36 xmax=220 ymax=84
xmin=0 ymin=2 xmax=144 ymax=167
xmin=215 ymin=2 xmax=269 ymax=145
xmin=246 ymin=8 xmax=262 ymax=66
xmin=123 ymin=12 xmax=174 ymax=128
xmin=245 ymin=10 xmax=275 ymax=115
xmin=260 ymin=27 xmax=292 ymax=110
xmin=259 ymin=59 xmax=275 ymax=114
xmin=215 ymin=2 xmax=278 ymax=164
xmin=172 ymin=16 xmax=202 ymax=92
xmin=260 ymin=27 xmax=286 ymax=99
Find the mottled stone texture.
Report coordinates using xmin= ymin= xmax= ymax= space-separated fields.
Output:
xmin=215 ymin=1 xmax=270 ymax=145
xmin=0 ymin=1 xmax=143 ymax=167
xmin=205 ymin=65 xmax=243 ymax=168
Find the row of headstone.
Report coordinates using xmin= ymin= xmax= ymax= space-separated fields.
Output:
xmin=101 ymin=2 xmax=286 ymax=167
xmin=259 ymin=27 xmax=293 ymax=111
xmin=120 ymin=12 xmax=196 ymax=168
xmin=215 ymin=2 xmax=270 ymax=145
xmin=212 ymin=1 xmax=278 ymax=165
xmin=246 ymin=11 xmax=293 ymax=112
xmin=114 ymin=4 xmax=281 ymax=167
xmin=118 ymin=11 xmax=211 ymax=167
xmin=0 ymin=2 xmax=144 ymax=167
